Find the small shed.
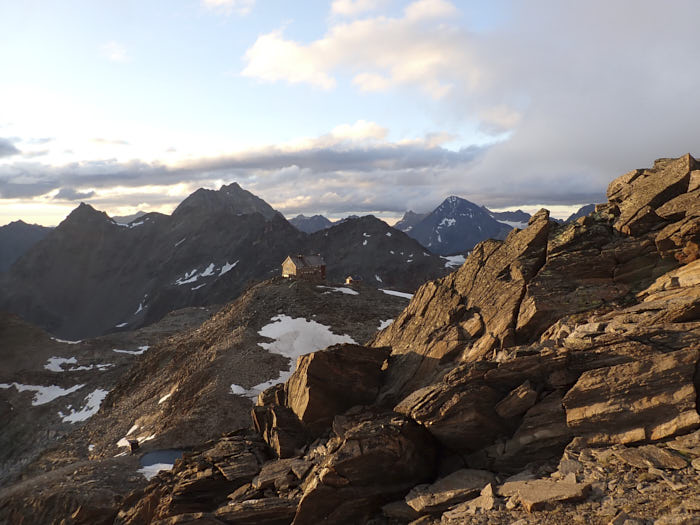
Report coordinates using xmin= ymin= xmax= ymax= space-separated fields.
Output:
xmin=282 ymin=254 xmax=326 ymax=281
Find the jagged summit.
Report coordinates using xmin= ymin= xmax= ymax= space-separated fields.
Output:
xmin=394 ymin=210 xmax=428 ymax=233
xmin=408 ymin=195 xmax=512 ymax=255
xmin=172 ymin=182 xmax=279 ymax=220
xmin=289 ymin=214 xmax=333 ymax=234
xmin=61 ymin=202 xmax=113 ymax=226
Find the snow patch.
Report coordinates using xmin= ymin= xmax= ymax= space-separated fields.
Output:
xmin=442 ymin=254 xmax=466 ymax=268
xmin=115 ymin=322 xmax=128 ymax=328
xmin=50 ymin=337 xmax=82 ymax=345
xmin=0 ymin=382 xmax=85 ymax=405
xmin=375 ymin=274 xmax=383 ymax=283
xmin=191 ymin=283 xmax=206 ymax=291
xmin=363 ymin=232 xmax=371 ymax=237
xmin=385 ymin=232 xmax=392 ymax=237
xmin=439 ymin=217 xmax=456 ymax=228
xmin=317 ymin=285 xmax=359 ymax=296
xmin=158 ymin=393 xmax=172 ymax=404
xmin=363 ymin=239 xmax=368 ymax=246
xmin=378 ymin=319 xmax=393 ymax=330
xmin=113 ymin=345 xmax=149 ymax=355
xmin=45 ymin=357 xmax=113 ymax=372
xmin=379 ymin=289 xmax=414 ymax=300
xmin=59 ymin=388 xmax=109 ymax=423
xmin=174 ymin=237 xmax=186 ymax=247
xmin=44 ymin=357 xmax=77 ymax=372
xmin=230 ymin=384 xmax=247 ymax=395
xmin=220 ymin=260 xmax=239 ymax=276
xmin=200 ymin=263 xmax=216 ymax=277
xmin=174 ymin=268 xmax=199 ymax=286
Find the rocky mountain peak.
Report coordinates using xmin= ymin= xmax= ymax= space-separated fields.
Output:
xmin=408 ymin=195 xmax=512 ymax=255
xmin=60 ymin=202 xmax=114 ymax=228
xmin=172 ymin=182 xmax=278 ymax=220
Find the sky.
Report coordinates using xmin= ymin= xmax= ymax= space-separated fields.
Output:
xmin=1 ymin=0 xmax=699 ymax=226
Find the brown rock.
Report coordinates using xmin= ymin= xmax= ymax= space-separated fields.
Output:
xmin=394 ymin=365 xmax=506 ymax=453
xmin=285 ymin=344 xmax=390 ymax=434
xmin=440 ymin=483 xmax=500 ymax=522
xmin=251 ymin=404 xmax=309 ymax=458
xmin=214 ymin=497 xmax=297 ymax=525
xmin=614 ymin=445 xmax=689 ymax=470
xmin=292 ymin=412 xmax=435 ymax=525
xmin=492 ymin=391 xmax=572 ymax=472
xmin=382 ymin=500 xmax=421 ymax=521
xmin=252 ymin=458 xmax=312 ymax=491
xmin=497 ymin=478 xmax=590 ymax=512
xmin=607 ymin=154 xmax=697 ymax=236
xmin=495 ymin=380 xmax=538 ymax=419
xmin=404 ymin=469 xmax=496 ymax=514
xmin=562 ymin=348 xmax=700 ymax=444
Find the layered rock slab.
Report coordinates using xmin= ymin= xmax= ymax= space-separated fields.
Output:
xmin=562 ymin=348 xmax=700 ymax=445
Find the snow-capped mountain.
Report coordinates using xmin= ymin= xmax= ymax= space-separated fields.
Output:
xmin=0 ymin=184 xmax=447 ymax=339
xmin=406 ymin=196 xmax=513 ymax=255
xmin=289 ymin=214 xmax=333 ymax=233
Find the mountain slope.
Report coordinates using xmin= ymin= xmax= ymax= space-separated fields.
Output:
xmin=0 ymin=220 xmax=52 ymax=272
xmin=408 ymin=196 xmax=513 ymax=255
xmin=289 ymin=214 xmax=333 ymax=234
xmin=308 ymin=215 xmax=446 ymax=290
xmin=0 ymin=187 xmax=447 ymax=340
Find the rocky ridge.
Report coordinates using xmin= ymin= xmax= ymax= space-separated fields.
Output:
xmin=1 ymin=154 xmax=699 ymax=524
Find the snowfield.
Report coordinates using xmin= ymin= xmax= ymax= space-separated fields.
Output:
xmin=231 ymin=315 xmax=356 ymax=399
xmin=0 ymin=382 xmax=85 ymax=405
xmin=380 ymin=289 xmax=414 ymax=300
xmin=442 ymin=254 xmax=467 ymax=268
xmin=317 ymin=285 xmax=359 ymax=296
xmin=59 ymin=388 xmax=109 ymax=423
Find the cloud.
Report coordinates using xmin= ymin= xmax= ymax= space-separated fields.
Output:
xmin=201 ymin=0 xmax=256 ymax=15
xmin=54 ymin=188 xmax=96 ymax=201
xmin=242 ymin=0 xmax=471 ymax=97
xmin=91 ymin=138 xmax=130 ymax=146
xmin=0 ymin=123 xmax=492 ymax=215
xmin=331 ymin=0 xmax=389 ymax=17
xmin=101 ymin=41 xmax=130 ymax=63
xmin=0 ymin=138 xmax=20 ymax=158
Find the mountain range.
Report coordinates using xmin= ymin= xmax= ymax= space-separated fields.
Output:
xmin=0 ymin=183 xmax=447 ymax=340
xmin=1 ymin=153 xmax=697 ymax=524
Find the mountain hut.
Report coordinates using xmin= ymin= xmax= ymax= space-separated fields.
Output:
xmin=281 ymin=254 xmax=326 ymax=281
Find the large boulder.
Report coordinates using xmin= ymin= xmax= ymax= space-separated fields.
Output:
xmin=285 ymin=344 xmax=390 ymax=435
xmin=607 ymin=154 xmax=698 ymax=236
xmin=291 ymin=412 xmax=436 ymax=524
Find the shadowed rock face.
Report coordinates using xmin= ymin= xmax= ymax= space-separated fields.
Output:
xmin=2 ymin=154 xmax=700 ymax=525
xmin=0 ymin=220 xmax=52 ymax=272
